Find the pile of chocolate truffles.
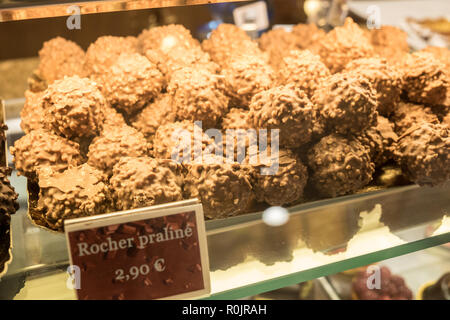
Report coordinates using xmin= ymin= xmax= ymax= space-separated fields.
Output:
xmin=12 ymin=18 xmax=450 ymax=231
xmin=0 ymin=124 xmax=19 ymax=273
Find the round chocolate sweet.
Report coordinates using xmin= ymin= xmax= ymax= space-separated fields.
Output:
xmin=84 ymin=36 xmax=137 ymax=77
xmin=443 ymin=112 xmax=450 ymax=127
xmin=370 ymin=26 xmax=409 ymax=64
xmin=250 ymin=84 xmax=314 ymax=148
xmin=168 ymin=67 xmax=229 ymax=128
xmin=344 ymin=57 xmax=403 ymax=116
xmin=37 ymin=164 xmax=111 ymax=231
xmin=99 ymin=53 xmax=164 ymax=115
xmin=291 ymin=23 xmax=326 ymax=51
xmin=183 ymin=157 xmax=254 ymax=219
xmin=10 ymin=129 xmax=83 ymax=180
xmin=401 ymin=52 xmax=448 ymax=106
xmin=87 ymin=125 xmax=150 ymax=176
xmin=277 ymin=49 xmax=330 ymax=98
xmin=110 ymin=157 xmax=183 ymax=211
xmin=221 ymin=108 xmax=252 ymax=130
xmin=421 ymin=46 xmax=450 ymax=71
xmin=391 ymin=102 xmax=439 ymax=135
xmin=0 ymin=167 xmax=19 ymax=217
xmin=20 ymin=90 xmax=46 ymax=133
xmin=394 ymin=122 xmax=449 ymax=186
xmin=258 ymin=28 xmax=299 ymax=70
xmin=307 ymin=134 xmax=375 ymax=197
xmin=42 ymin=76 xmax=106 ymax=141
xmin=37 ymin=37 xmax=86 ymax=84
xmin=312 ymin=72 xmax=378 ymax=135
xmin=316 ymin=18 xmax=374 ymax=73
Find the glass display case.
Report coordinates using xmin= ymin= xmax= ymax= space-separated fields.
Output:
xmin=0 ymin=0 xmax=449 ymax=300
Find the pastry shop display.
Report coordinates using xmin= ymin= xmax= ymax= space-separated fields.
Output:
xmin=249 ymin=84 xmax=315 ymax=148
xmin=36 ymin=164 xmax=111 ymax=231
xmin=316 ymin=18 xmax=374 ymax=73
xmin=167 ymin=67 xmax=229 ymax=128
xmin=400 ymin=52 xmax=448 ymax=106
xmin=183 ymin=155 xmax=254 ymax=219
xmin=84 ymin=36 xmax=137 ymax=77
xmin=110 ymin=156 xmax=183 ymax=211
xmin=352 ymin=266 xmax=413 ymax=300
xmin=307 ymin=134 xmax=375 ymax=198
xmin=312 ymin=72 xmax=378 ymax=135
xmin=97 ymin=53 xmax=164 ymax=116
xmin=87 ymin=125 xmax=150 ymax=177
xmin=41 ymin=76 xmax=106 ymax=141
xmin=10 ymin=129 xmax=83 ymax=181
xmin=343 ymin=57 xmax=403 ymax=116
xmin=356 ymin=115 xmax=399 ymax=166
xmin=36 ymin=37 xmax=86 ymax=86
xmin=369 ymin=25 xmax=409 ymax=64
xmin=394 ymin=122 xmax=449 ymax=186
xmin=391 ymin=102 xmax=439 ymax=135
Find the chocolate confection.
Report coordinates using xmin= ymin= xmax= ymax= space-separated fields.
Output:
xmin=0 ymin=167 xmax=19 ymax=217
xmin=37 ymin=37 xmax=86 ymax=84
xmin=20 ymin=90 xmax=46 ymax=133
xmin=250 ymin=84 xmax=314 ymax=148
xmin=98 ymin=53 xmax=164 ymax=116
xmin=258 ymin=28 xmax=299 ymax=70
xmin=221 ymin=108 xmax=252 ymax=130
xmin=138 ymin=24 xmax=201 ymax=55
xmin=344 ymin=57 xmax=403 ymax=116
xmin=202 ymin=23 xmax=264 ymax=68
xmin=102 ymin=105 xmax=127 ymax=129
xmin=153 ymin=121 xmax=219 ymax=162
xmin=131 ymin=94 xmax=176 ymax=142
xmin=401 ymin=52 xmax=448 ymax=105
xmin=87 ymin=125 xmax=150 ymax=176
xmin=370 ymin=26 xmax=409 ymax=64
xmin=222 ymin=54 xmax=275 ymax=108
xmin=443 ymin=112 xmax=450 ymax=127
xmin=42 ymin=76 xmax=106 ymax=140
xmin=307 ymin=134 xmax=375 ymax=197
xmin=10 ymin=129 xmax=83 ymax=180
xmin=394 ymin=122 xmax=449 ymax=186
xmin=421 ymin=46 xmax=450 ymax=71
xmin=168 ymin=67 xmax=229 ymax=128
xmin=357 ymin=115 xmax=398 ymax=166
xmin=84 ymin=36 xmax=137 ymax=77
xmin=312 ymin=73 xmax=378 ymax=135
xmin=37 ymin=164 xmax=111 ymax=231
xmin=110 ymin=157 xmax=183 ymax=211
xmin=277 ymin=49 xmax=330 ymax=99
xmin=248 ymin=148 xmax=308 ymax=206
xmin=420 ymin=273 xmax=450 ymax=300
xmin=316 ymin=18 xmax=374 ymax=73
xmin=183 ymin=156 xmax=254 ymax=219
xmin=291 ymin=23 xmax=326 ymax=51
xmin=391 ymin=101 xmax=439 ymax=135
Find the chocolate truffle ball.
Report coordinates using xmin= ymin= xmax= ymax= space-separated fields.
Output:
xmin=10 ymin=129 xmax=83 ymax=180
xmin=291 ymin=23 xmax=326 ymax=51
xmin=222 ymin=54 xmax=275 ymax=108
xmin=138 ymin=24 xmax=201 ymax=55
xmin=110 ymin=157 xmax=183 ymax=211
xmin=20 ymin=90 xmax=46 ymax=133
xmin=37 ymin=37 xmax=86 ymax=84
xmin=102 ymin=105 xmax=127 ymax=129
xmin=250 ymin=85 xmax=314 ymax=148
xmin=344 ymin=57 xmax=403 ymax=116
xmin=394 ymin=123 xmax=449 ymax=186
xmin=370 ymin=26 xmax=409 ymax=64
xmin=316 ymin=18 xmax=374 ymax=73
xmin=391 ymin=102 xmax=439 ymax=135
xmin=168 ymin=67 xmax=229 ymax=128
xmin=84 ymin=36 xmax=137 ymax=77
xmin=258 ymin=28 xmax=299 ymax=70
xmin=221 ymin=108 xmax=252 ymax=130
xmin=357 ymin=115 xmax=399 ymax=166
xmin=87 ymin=125 xmax=150 ymax=176
xmin=37 ymin=164 xmax=111 ymax=231
xmin=183 ymin=157 xmax=254 ymax=219
xmin=0 ymin=167 xmax=19 ymax=217
xmin=421 ymin=46 xmax=450 ymax=71
xmin=153 ymin=121 xmax=219 ymax=162
xmin=99 ymin=53 xmax=164 ymax=116
xmin=202 ymin=23 xmax=264 ymax=68
xmin=312 ymin=73 xmax=378 ymax=135
xmin=401 ymin=52 xmax=448 ymax=105
xmin=131 ymin=94 xmax=176 ymax=141
xmin=42 ymin=76 xmax=106 ymax=140
xmin=443 ymin=113 xmax=450 ymax=127
xmin=277 ymin=49 xmax=331 ymax=98
xmin=307 ymin=134 xmax=375 ymax=197
xmin=248 ymin=148 xmax=308 ymax=206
